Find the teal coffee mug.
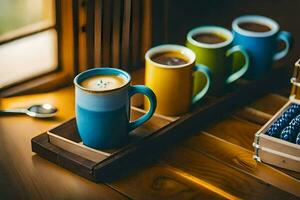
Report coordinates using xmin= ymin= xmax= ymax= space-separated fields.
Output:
xmin=232 ymin=15 xmax=293 ymax=79
xmin=186 ymin=26 xmax=249 ymax=93
xmin=74 ymin=68 xmax=157 ymax=149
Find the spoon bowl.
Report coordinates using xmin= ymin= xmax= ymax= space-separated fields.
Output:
xmin=27 ymin=104 xmax=58 ymax=118
xmin=0 ymin=103 xmax=58 ymax=118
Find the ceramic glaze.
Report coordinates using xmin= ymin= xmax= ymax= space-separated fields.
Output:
xmin=74 ymin=68 xmax=157 ymax=149
xmin=232 ymin=15 xmax=292 ymax=79
xmin=144 ymin=44 xmax=211 ymax=116
xmin=186 ymin=26 xmax=249 ymax=93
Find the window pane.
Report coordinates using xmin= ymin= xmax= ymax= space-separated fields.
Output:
xmin=0 ymin=29 xmax=58 ymax=88
xmin=0 ymin=0 xmax=55 ymax=41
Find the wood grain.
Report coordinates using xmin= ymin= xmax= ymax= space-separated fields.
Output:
xmin=88 ymin=69 xmax=292 ymax=181
xmin=48 ymin=131 xmax=110 ymax=163
xmin=234 ymin=107 xmax=273 ymax=125
xmin=59 ymin=0 xmax=75 ymax=77
xmin=102 ymin=0 xmax=113 ymax=66
xmin=259 ymin=146 xmax=300 ymax=172
xmin=1 ymin=82 xmax=299 ymax=199
xmin=86 ymin=0 xmax=95 ymax=67
xmin=121 ymin=0 xmax=132 ymax=70
xmin=140 ymin=0 xmax=152 ymax=62
xmin=1 ymin=1 xmax=299 ymax=199
xmin=182 ymin=131 xmax=300 ymax=197
xmin=29 ymin=69 xmax=290 ymax=184
xmin=94 ymin=0 xmax=102 ymax=67
xmin=31 ymin=105 xmax=176 ymax=181
xmin=204 ymin=116 xmax=261 ymax=151
xmin=112 ymin=0 xmax=122 ymax=68
xmin=233 ymin=93 xmax=288 ymax=126
xmin=247 ymin=94 xmax=288 ymax=115
xmin=163 ymin=146 xmax=298 ymax=199
xmin=78 ymin=0 xmax=88 ymax=72
xmin=207 ymin=114 xmax=300 ymax=180
xmin=131 ymin=0 xmax=141 ymax=69
xmin=0 ymin=87 xmax=126 ymax=199
xmin=109 ymin=164 xmax=227 ymax=200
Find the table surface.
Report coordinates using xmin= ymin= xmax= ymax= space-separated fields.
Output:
xmin=1 ymin=86 xmax=299 ymax=200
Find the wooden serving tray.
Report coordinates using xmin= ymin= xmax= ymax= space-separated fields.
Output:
xmin=47 ymin=107 xmax=178 ymax=163
xmin=32 ymin=68 xmax=289 ymax=182
xmin=32 ymin=107 xmax=177 ymax=181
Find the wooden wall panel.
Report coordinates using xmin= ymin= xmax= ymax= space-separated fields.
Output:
xmin=77 ymin=0 xmax=88 ymax=72
xmin=112 ymin=0 xmax=122 ymax=68
xmin=130 ymin=0 xmax=142 ymax=69
xmin=71 ymin=0 xmax=300 ymax=75
xmin=161 ymin=0 xmax=300 ymax=71
xmin=93 ymin=0 xmax=102 ymax=67
xmin=72 ymin=0 xmax=152 ymax=72
xmin=86 ymin=0 xmax=95 ymax=67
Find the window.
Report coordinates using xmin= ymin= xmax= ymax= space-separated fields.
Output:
xmin=0 ymin=0 xmax=74 ymax=97
xmin=0 ymin=0 xmax=57 ymax=89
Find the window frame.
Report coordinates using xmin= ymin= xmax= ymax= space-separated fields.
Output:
xmin=0 ymin=0 xmax=74 ymax=97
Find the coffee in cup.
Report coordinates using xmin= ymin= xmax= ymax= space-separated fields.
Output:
xmin=192 ymin=33 xmax=227 ymax=44
xmin=232 ymin=15 xmax=293 ymax=79
xmin=186 ymin=26 xmax=249 ymax=93
xmin=80 ymin=75 xmax=127 ymax=91
xmin=238 ymin=21 xmax=271 ymax=33
xmin=74 ymin=68 xmax=157 ymax=149
xmin=150 ymin=52 xmax=188 ymax=66
xmin=144 ymin=44 xmax=212 ymax=116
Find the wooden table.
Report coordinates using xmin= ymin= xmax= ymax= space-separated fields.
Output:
xmin=1 ymin=86 xmax=299 ymax=199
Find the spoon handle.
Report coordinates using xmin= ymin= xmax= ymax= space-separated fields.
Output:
xmin=0 ymin=108 xmax=27 ymax=115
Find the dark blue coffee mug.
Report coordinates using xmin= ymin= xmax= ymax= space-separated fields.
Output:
xmin=74 ymin=68 xmax=157 ymax=149
xmin=232 ymin=15 xmax=292 ymax=79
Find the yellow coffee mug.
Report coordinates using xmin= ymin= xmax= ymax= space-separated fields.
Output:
xmin=144 ymin=44 xmax=212 ymax=116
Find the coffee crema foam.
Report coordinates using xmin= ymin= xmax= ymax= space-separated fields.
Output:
xmin=151 ymin=52 xmax=189 ymax=66
xmin=80 ymin=75 xmax=127 ymax=91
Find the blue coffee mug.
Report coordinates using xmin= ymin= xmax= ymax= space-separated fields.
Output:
xmin=74 ymin=68 xmax=157 ymax=149
xmin=232 ymin=15 xmax=292 ymax=79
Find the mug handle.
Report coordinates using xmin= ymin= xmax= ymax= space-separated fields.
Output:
xmin=128 ymin=85 xmax=157 ymax=131
xmin=192 ymin=64 xmax=211 ymax=104
xmin=225 ymin=45 xmax=249 ymax=84
xmin=273 ymin=31 xmax=292 ymax=61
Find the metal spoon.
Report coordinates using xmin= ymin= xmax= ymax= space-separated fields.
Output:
xmin=0 ymin=104 xmax=57 ymax=118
